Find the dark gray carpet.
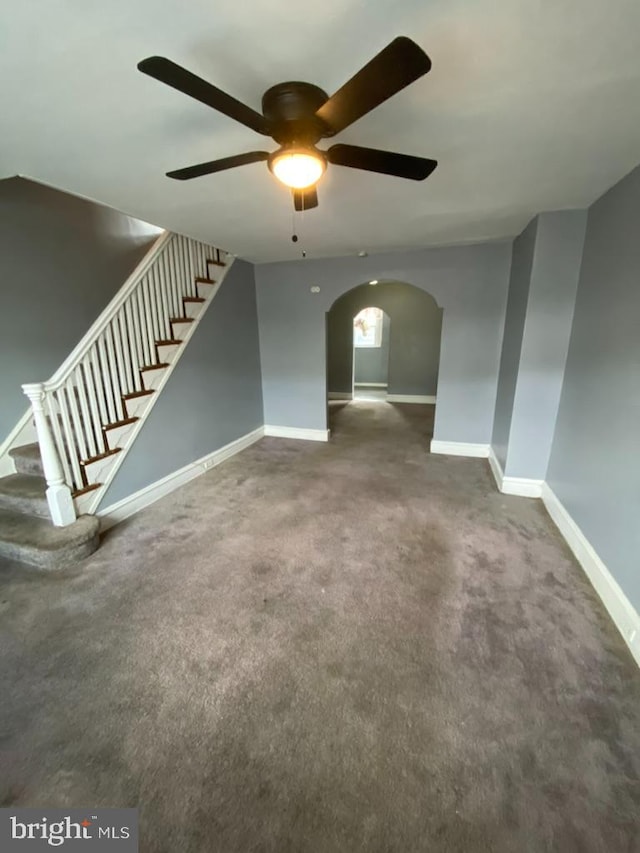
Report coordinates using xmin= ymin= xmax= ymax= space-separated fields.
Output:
xmin=1 ymin=401 xmax=639 ymax=853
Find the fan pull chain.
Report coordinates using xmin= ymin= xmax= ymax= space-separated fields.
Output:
xmin=291 ymin=198 xmax=307 ymax=257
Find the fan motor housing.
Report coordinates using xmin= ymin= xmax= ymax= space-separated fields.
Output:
xmin=262 ymin=81 xmax=331 ymax=145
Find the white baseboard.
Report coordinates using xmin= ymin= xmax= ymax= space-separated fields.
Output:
xmin=354 ymin=383 xmax=387 ymax=388
xmin=98 ymin=426 xmax=264 ymax=531
xmin=488 ymin=446 xmax=504 ymax=489
xmin=541 ymin=483 xmax=640 ymax=667
xmin=387 ymin=394 xmax=436 ymax=404
xmin=264 ymin=425 xmax=329 ymax=442
xmin=488 ymin=447 xmax=543 ymax=497
xmin=486 ymin=448 xmax=638 ymax=666
xmin=502 ymin=477 xmax=543 ymax=498
xmin=430 ymin=440 xmax=489 ymax=458
xmin=328 ymin=392 xmax=352 ymax=400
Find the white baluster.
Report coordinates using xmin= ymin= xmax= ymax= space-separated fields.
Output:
xmin=47 ymin=390 xmax=74 ymax=488
xmin=74 ymin=365 xmax=97 ymax=458
xmin=175 ymin=236 xmax=186 ymax=297
xmin=124 ymin=300 xmax=142 ymax=392
xmin=96 ymin=337 xmax=118 ymax=423
xmin=114 ymin=312 xmax=134 ymax=394
xmin=187 ymin=239 xmax=197 ymax=296
xmin=22 ymin=383 xmax=76 ymax=527
xmin=147 ymin=271 xmax=164 ymax=349
xmin=87 ymin=349 xmax=109 ymax=447
xmin=168 ymin=239 xmax=182 ymax=318
xmin=105 ymin=323 xmax=126 ymax=418
xmin=136 ymin=285 xmax=152 ymax=368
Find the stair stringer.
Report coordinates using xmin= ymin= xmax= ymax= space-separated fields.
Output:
xmin=74 ymin=257 xmax=235 ymax=517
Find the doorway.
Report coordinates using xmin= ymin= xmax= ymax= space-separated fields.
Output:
xmin=352 ymin=307 xmax=390 ymax=401
xmin=326 ymin=280 xmax=442 ymax=443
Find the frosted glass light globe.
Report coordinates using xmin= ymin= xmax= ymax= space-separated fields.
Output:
xmin=269 ymin=148 xmax=326 ymax=189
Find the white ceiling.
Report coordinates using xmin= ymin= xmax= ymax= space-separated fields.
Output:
xmin=2 ymin=0 xmax=640 ymax=262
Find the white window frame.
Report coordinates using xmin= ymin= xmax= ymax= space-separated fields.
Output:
xmin=353 ymin=307 xmax=383 ymax=348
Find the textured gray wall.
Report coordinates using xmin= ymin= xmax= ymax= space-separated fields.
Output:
xmin=327 ymin=283 xmax=441 ymax=395
xmin=0 ymin=177 xmax=159 ymax=439
xmin=491 ymin=220 xmax=537 ymax=470
xmin=353 ymin=312 xmax=390 ymax=386
xmin=505 ymin=210 xmax=587 ymax=478
xmin=256 ymin=243 xmax=511 ymax=442
xmin=100 ymin=260 xmax=263 ymax=508
xmin=546 ymin=166 xmax=640 ymax=612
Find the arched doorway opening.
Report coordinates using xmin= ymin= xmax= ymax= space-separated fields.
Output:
xmin=326 ymin=280 xmax=442 ymax=439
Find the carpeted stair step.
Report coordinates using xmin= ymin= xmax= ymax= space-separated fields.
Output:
xmin=0 ymin=509 xmax=100 ymax=570
xmin=0 ymin=474 xmax=49 ymax=518
xmin=9 ymin=442 xmax=45 ymax=477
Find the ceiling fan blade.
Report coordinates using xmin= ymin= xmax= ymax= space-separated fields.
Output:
xmin=327 ymin=144 xmax=437 ymax=181
xmin=166 ymin=151 xmax=270 ymax=181
xmin=292 ymin=187 xmax=319 ymax=211
xmin=138 ymin=56 xmax=271 ymax=135
xmin=315 ymin=37 xmax=431 ymax=135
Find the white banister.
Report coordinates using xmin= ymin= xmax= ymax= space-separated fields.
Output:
xmin=22 ymin=383 xmax=76 ymax=527
xmin=19 ymin=230 xmax=230 ymax=524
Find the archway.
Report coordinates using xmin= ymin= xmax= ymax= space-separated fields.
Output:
xmin=326 ymin=280 xmax=443 ymax=438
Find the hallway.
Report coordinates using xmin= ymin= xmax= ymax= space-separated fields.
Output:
xmin=0 ymin=401 xmax=638 ymax=852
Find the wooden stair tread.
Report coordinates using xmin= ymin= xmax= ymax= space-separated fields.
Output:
xmin=104 ymin=416 xmax=138 ymax=432
xmin=81 ymin=447 xmax=122 ymax=467
xmin=155 ymin=339 xmax=182 ymax=346
xmin=140 ymin=363 xmax=170 ymax=372
xmin=122 ymin=389 xmax=155 ymax=401
xmin=207 ymin=258 xmax=226 ymax=267
xmin=72 ymin=482 xmax=102 ymax=498
xmin=195 ymin=276 xmax=216 ymax=284
xmin=183 ymin=296 xmax=206 ymax=303
xmin=170 ymin=317 xmax=194 ymax=323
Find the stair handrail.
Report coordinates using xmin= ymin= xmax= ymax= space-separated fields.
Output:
xmin=42 ymin=229 xmax=171 ymax=393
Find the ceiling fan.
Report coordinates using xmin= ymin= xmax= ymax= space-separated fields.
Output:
xmin=137 ymin=37 xmax=437 ymax=211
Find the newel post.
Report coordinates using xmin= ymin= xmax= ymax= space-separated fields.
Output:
xmin=22 ymin=383 xmax=76 ymax=527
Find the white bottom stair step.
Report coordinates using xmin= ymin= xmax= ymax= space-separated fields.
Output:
xmin=0 ymin=474 xmax=49 ymax=518
xmin=0 ymin=510 xmax=100 ymax=570
xmin=9 ymin=443 xmax=44 ymax=477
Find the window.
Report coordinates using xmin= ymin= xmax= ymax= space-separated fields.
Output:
xmin=354 ymin=307 xmax=383 ymax=348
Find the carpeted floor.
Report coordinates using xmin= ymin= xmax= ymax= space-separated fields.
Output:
xmin=1 ymin=401 xmax=639 ymax=852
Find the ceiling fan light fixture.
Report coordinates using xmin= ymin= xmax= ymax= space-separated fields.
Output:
xmin=268 ymin=146 xmax=326 ymax=189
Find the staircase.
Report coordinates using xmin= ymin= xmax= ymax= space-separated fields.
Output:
xmin=0 ymin=231 xmax=232 ymax=569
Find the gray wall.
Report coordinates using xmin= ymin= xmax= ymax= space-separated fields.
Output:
xmin=546 ymin=165 xmax=640 ymax=612
xmin=0 ymin=177 xmax=159 ymax=440
xmin=256 ymin=242 xmax=511 ymax=443
xmin=505 ymin=210 xmax=586 ymax=478
xmin=491 ymin=220 xmax=537 ymax=470
xmin=327 ymin=283 xmax=441 ymax=395
xmin=353 ymin=312 xmax=390 ymax=386
xmin=100 ymin=260 xmax=264 ymax=508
